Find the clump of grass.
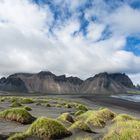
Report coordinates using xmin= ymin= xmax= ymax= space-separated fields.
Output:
xmin=10 ymin=97 xmax=18 ymax=103
xmin=45 ymin=103 xmax=51 ymax=107
xmin=24 ymin=106 xmax=32 ymax=111
xmin=113 ymin=114 xmax=136 ymax=122
xmin=25 ymin=117 xmax=71 ymax=139
xmin=8 ymin=133 xmax=29 ymax=140
xmin=96 ymin=108 xmax=116 ymax=121
xmin=55 ymin=104 xmax=62 ymax=108
xmin=76 ymin=104 xmax=88 ymax=111
xmin=35 ymin=102 xmax=41 ymax=106
xmin=10 ymin=101 xmax=22 ymax=107
xmin=69 ymin=120 xmax=92 ymax=132
xmin=74 ymin=110 xmax=85 ymax=116
xmin=64 ymin=104 xmax=72 ymax=108
xmin=0 ymin=97 xmax=6 ymax=102
xmin=57 ymin=113 xmax=74 ymax=123
xmin=77 ymin=108 xmax=115 ymax=128
xmin=20 ymin=98 xmax=34 ymax=104
xmin=0 ymin=108 xmax=35 ymax=124
xmin=103 ymin=120 xmax=140 ymax=140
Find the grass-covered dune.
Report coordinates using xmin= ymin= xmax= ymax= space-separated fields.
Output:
xmin=8 ymin=117 xmax=71 ymax=140
xmin=103 ymin=120 xmax=140 ymax=140
xmin=69 ymin=120 xmax=92 ymax=132
xmin=76 ymin=108 xmax=115 ymax=128
xmin=57 ymin=112 xmax=74 ymax=123
xmin=0 ymin=108 xmax=35 ymax=124
xmin=1 ymin=96 xmax=140 ymax=140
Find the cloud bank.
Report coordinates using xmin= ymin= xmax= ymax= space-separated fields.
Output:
xmin=0 ymin=0 xmax=140 ymax=84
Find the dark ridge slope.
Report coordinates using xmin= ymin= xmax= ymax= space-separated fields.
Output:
xmin=0 ymin=71 xmax=135 ymax=94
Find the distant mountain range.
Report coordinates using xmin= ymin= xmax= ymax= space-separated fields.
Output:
xmin=0 ymin=71 xmax=135 ymax=94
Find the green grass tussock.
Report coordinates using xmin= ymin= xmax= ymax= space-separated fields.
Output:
xmin=74 ymin=110 xmax=86 ymax=116
xmin=76 ymin=104 xmax=88 ymax=111
xmin=10 ymin=101 xmax=22 ymax=107
xmin=8 ymin=133 xmax=29 ymax=140
xmin=57 ymin=112 xmax=74 ymax=123
xmin=103 ymin=120 xmax=140 ymax=140
xmin=26 ymin=117 xmax=71 ymax=139
xmin=77 ymin=108 xmax=115 ymax=128
xmin=113 ymin=114 xmax=137 ymax=122
xmin=69 ymin=120 xmax=92 ymax=132
xmin=0 ymin=108 xmax=35 ymax=124
xmin=24 ymin=106 xmax=32 ymax=111
xmin=20 ymin=98 xmax=34 ymax=104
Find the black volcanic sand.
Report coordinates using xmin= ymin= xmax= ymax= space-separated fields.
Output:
xmin=0 ymin=94 xmax=140 ymax=140
xmin=83 ymin=94 xmax=140 ymax=118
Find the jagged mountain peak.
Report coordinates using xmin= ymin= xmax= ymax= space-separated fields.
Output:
xmin=0 ymin=71 xmax=135 ymax=94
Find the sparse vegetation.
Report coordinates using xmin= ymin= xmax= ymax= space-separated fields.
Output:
xmin=76 ymin=104 xmax=88 ymax=111
xmin=24 ymin=106 xmax=32 ymax=111
xmin=0 ymin=108 xmax=35 ymax=124
xmin=74 ymin=110 xmax=85 ymax=116
xmin=0 ymin=96 xmax=139 ymax=140
xmin=65 ymin=104 xmax=72 ymax=108
xmin=69 ymin=120 xmax=92 ymax=132
xmin=26 ymin=117 xmax=71 ymax=139
xmin=45 ymin=103 xmax=51 ymax=107
xmin=20 ymin=98 xmax=34 ymax=104
xmin=10 ymin=101 xmax=22 ymax=107
xmin=8 ymin=133 xmax=28 ymax=140
xmin=77 ymin=108 xmax=115 ymax=128
xmin=103 ymin=120 xmax=140 ymax=140
xmin=113 ymin=114 xmax=137 ymax=122
xmin=58 ymin=112 xmax=74 ymax=123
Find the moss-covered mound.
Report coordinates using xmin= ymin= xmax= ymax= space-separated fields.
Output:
xmin=10 ymin=101 xmax=22 ymax=107
xmin=58 ymin=113 xmax=74 ymax=123
xmin=69 ymin=120 xmax=92 ymax=132
xmin=74 ymin=110 xmax=85 ymax=116
xmin=0 ymin=108 xmax=35 ymax=124
xmin=8 ymin=133 xmax=28 ymax=140
xmin=103 ymin=120 xmax=140 ymax=140
xmin=77 ymin=108 xmax=115 ymax=128
xmin=113 ymin=114 xmax=136 ymax=122
xmin=76 ymin=104 xmax=88 ymax=111
xmin=25 ymin=117 xmax=71 ymax=139
xmin=45 ymin=103 xmax=51 ymax=107
xmin=24 ymin=106 xmax=32 ymax=111
xmin=20 ymin=98 xmax=34 ymax=104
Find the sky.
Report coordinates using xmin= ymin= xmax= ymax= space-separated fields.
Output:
xmin=0 ymin=0 xmax=140 ymax=84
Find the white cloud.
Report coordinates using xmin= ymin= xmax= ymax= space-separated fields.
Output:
xmin=86 ymin=23 xmax=105 ymax=41
xmin=0 ymin=0 xmax=53 ymax=33
xmin=106 ymin=5 xmax=140 ymax=36
xmin=0 ymin=0 xmax=140 ymax=84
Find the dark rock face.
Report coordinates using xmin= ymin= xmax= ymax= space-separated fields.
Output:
xmin=81 ymin=72 xmax=134 ymax=94
xmin=0 ymin=76 xmax=27 ymax=92
xmin=0 ymin=71 xmax=135 ymax=94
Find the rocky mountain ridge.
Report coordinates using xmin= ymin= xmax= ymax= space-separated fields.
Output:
xmin=0 ymin=71 xmax=135 ymax=94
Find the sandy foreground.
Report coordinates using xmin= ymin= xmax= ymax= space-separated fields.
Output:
xmin=0 ymin=94 xmax=140 ymax=140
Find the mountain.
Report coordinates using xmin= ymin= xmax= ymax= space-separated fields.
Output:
xmin=0 ymin=71 xmax=135 ymax=94
xmin=81 ymin=72 xmax=134 ymax=94
xmin=0 ymin=71 xmax=83 ymax=94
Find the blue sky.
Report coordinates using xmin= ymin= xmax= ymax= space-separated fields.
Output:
xmin=0 ymin=0 xmax=140 ymax=84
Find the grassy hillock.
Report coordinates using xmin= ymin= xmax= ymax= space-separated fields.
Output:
xmin=8 ymin=117 xmax=71 ymax=140
xmin=57 ymin=112 xmax=74 ymax=123
xmin=103 ymin=120 xmax=140 ymax=140
xmin=69 ymin=120 xmax=92 ymax=132
xmin=76 ymin=108 xmax=115 ymax=128
xmin=0 ymin=108 xmax=35 ymax=124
